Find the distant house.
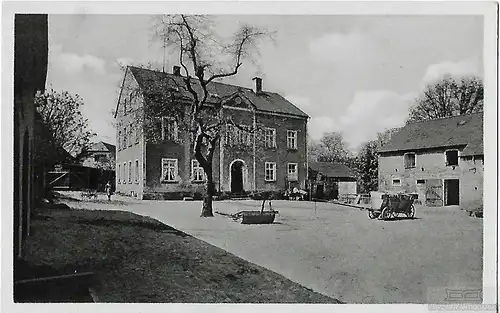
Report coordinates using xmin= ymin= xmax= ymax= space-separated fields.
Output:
xmin=114 ymin=66 xmax=309 ymax=199
xmin=308 ymin=162 xmax=357 ymax=200
xmin=81 ymin=141 xmax=116 ymax=170
xmin=378 ymin=113 xmax=483 ymax=208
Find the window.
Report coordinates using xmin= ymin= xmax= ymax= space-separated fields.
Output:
xmin=404 ymin=152 xmax=416 ymax=169
xmin=445 ymin=150 xmax=459 ymax=166
xmin=226 ymin=124 xmax=251 ymax=146
xmin=191 ymin=159 xmax=205 ymax=182
xmin=123 ymin=127 xmax=127 ymax=149
xmin=287 ymin=130 xmax=297 ymax=150
xmin=264 ymin=128 xmax=276 ymax=148
xmin=123 ymin=162 xmax=126 ymax=184
xmin=265 ymin=162 xmax=276 ymax=181
xmin=392 ymin=179 xmax=401 ymax=187
xmin=118 ymin=131 xmax=122 ymax=150
xmin=135 ymin=125 xmax=140 ymax=144
xmin=161 ymin=117 xmax=178 ymax=141
xmin=288 ymin=163 xmax=298 ymax=181
xmin=117 ymin=164 xmax=121 ymax=183
xmin=225 ymin=124 xmax=234 ymax=145
xmin=135 ymin=160 xmax=139 ymax=183
xmin=128 ymin=161 xmax=132 ymax=183
xmin=161 ymin=158 xmax=178 ymax=182
xmin=94 ymin=154 xmax=106 ymax=162
xmin=416 ymin=179 xmax=425 ymax=185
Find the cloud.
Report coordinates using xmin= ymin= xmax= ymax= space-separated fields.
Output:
xmin=285 ymin=94 xmax=312 ymax=110
xmin=422 ymin=58 xmax=481 ymax=85
xmin=308 ymin=116 xmax=339 ymax=141
xmin=116 ymin=57 xmax=134 ymax=67
xmin=338 ymin=90 xmax=414 ymax=150
xmin=50 ymin=44 xmax=106 ymax=75
xmin=308 ymin=32 xmax=368 ymax=64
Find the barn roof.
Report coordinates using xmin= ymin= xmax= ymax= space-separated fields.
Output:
xmin=88 ymin=141 xmax=115 ymax=153
xmin=378 ymin=113 xmax=483 ymax=156
xmin=308 ymin=162 xmax=355 ymax=178
xmin=123 ymin=66 xmax=309 ymax=118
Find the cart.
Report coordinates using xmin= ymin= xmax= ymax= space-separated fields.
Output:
xmin=367 ymin=193 xmax=416 ymax=220
xmin=216 ymin=198 xmax=279 ymax=224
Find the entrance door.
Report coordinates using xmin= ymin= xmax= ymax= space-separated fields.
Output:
xmin=445 ymin=179 xmax=460 ymax=206
xmin=316 ymin=184 xmax=324 ymax=199
xmin=230 ymin=161 xmax=244 ymax=193
xmin=426 ymin=179 xmax=443 ymax=206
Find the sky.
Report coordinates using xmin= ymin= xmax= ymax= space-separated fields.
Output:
xmin=46 ymin=14 xmax=483 ymax=152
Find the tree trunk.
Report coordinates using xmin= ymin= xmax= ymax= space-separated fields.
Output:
xmin=200 ymin=179 xmax=215 ymax=217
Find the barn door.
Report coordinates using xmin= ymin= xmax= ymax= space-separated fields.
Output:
xmin=425 ymin=179 xmax=443 ymax=207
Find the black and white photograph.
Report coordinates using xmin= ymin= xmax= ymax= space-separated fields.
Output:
xmin=2 ymin=1 xmax=498 ymax=311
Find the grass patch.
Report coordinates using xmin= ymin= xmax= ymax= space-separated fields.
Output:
xmin=24 ymin=206 xmax=340 ymax=303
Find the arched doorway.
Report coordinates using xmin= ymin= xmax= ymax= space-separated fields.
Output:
xmin=230 ymin=160 xmax=245 ymax=193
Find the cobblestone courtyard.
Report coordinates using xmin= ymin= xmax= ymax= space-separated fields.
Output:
xmin=64 ymin=194 xmax=483 ymax=303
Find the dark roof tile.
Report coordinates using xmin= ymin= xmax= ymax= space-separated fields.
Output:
xmin=379 ymin=113 xmax=483 ymax=155
xmin=128 ymin=66 xmax=309 ymax=118
xmin=308 ymin=162 xmax=355 ymax=178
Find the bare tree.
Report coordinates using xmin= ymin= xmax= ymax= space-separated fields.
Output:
xmin=142 ymin=15 xmax=271 ymax=217
xmin=407 ymin=75 xmax=483 ymax=123
xmin=35 ymin=89 xmax=96 ymax=158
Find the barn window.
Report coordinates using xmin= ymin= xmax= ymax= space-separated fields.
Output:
xmin=392 ymin=179 xmax=401 ymax=186
xmin=135 ymin=160 xmax=140 ymax=183
xmin=416 ymin=179 xmax=425 ymax=185
xmin=404 ymin=152 xmax=416 ymax=169
xmin=161 ymin=158 xmax=178 ymax=182
xmin=191 ymin=159 xmax=205 ymax=182
xmin=445 ymin=150 xmax=459 ymax=166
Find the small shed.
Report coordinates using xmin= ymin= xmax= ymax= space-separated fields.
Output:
xmin=308 ymin=162 xmax=357 ymax=200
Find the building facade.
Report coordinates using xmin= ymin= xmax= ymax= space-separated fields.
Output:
xmin=14 ymin=14 xmax=48 ymax=259
xmin=378 ymin=113 xmax=483 ymax=208
xmin=115 ymin=66 xmax=309 ymax=200
xmin=81 ymin=141 xmax=116 ymax=170
xmin=308 ymin=162 xmax=357 ymax=200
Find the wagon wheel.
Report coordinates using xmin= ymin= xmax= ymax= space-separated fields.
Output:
xmin=406 ymin=204 xmax=415 ymax=219
xmin=368 ymin=210 xmax=378 ymax=219
xmin=380 ymin=207 xmax=391 ymax=220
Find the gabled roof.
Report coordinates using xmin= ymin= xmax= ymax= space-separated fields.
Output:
xmin=124 ymin=66 xmax=309 ymax=118
xmin=88 ymin=141 xmax=115 ymax=153
xmin=378 ymin=113 xmax=483 ymax=155
xmin=308 ymin=162 xmax=355 ymax=178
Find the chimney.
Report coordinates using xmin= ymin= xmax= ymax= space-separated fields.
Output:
xmin=252 ymin=77 xmax=262 ymax=94
xmin=173 ymin=66 xmax=181 ymax=76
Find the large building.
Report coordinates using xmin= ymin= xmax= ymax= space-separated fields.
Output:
xmin=115 ymin=66 xmax=309 ymax=200
xmin=378 ymin=113 xmax=483 ymax=208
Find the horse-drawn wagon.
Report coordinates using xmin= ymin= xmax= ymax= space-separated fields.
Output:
xmin=367 ymin=192 xmax=416 ymax=220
